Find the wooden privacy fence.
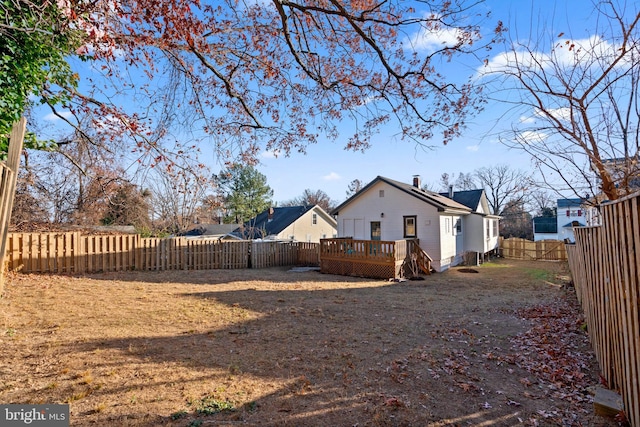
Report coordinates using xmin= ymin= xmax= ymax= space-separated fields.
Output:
xmin=4 ymin=232 xmax=320 ymax=274
xmin=500 ymin=237 xmax=568 ymax=261
xmin=566 ymin=192 xmax=640 ymax=427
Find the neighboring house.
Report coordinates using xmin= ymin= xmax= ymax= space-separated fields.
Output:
xmin=602 ymin=157 xmax=640 ymax=190
xmin=557 ymin=198 xmax=585 ymax=242
xmin=330 ymin=175 xmax=499 ymax=272
xmin=233 ymin=205 xmax=337 ymax=243
xmin=532 ymin=217 xmax=558 ymax=241
xmin=181 ymin=223 xmax=241 ymax=240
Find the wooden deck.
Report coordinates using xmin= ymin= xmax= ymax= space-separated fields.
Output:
xmin=319 ymin=238 xmax=431 ymax=279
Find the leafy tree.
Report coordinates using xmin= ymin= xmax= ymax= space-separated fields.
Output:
xmin=0 ymin=0 xmax=93 ymax=154
xmin=539 ymin=207 xmax=557 ymax=218
xmin=282 ymin=189 xmax=335 ymax=213
xmin=4 ymin=1 xmax=503 ymax=165
xmin=483 ymin=0 xmax=640 ymax=200
xmin=214 ymin=165 xmax=273 ymax=224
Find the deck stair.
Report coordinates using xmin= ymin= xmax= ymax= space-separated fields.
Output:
xmin=410 ymin=241 xmax=432 ymax=276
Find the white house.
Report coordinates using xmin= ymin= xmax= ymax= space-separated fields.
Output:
xmin=330 ymin=176 xmax=499 ymax=272
xmin=234 ymin=205 xmax=337 ymax=243
xmin=557 ymin=198 xmax=585 ymax=242
xmin=439 ymin=188 xmax=501 ymax=260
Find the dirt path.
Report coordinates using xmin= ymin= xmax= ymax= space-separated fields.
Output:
xmin=0 ymin=259 xmax=618 ymax=426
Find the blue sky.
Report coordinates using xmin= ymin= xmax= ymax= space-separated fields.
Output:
xmin=251 ymin=0 xmax=605 ymax=205
xmin=37 ymin=0 xmax=609 ymax=206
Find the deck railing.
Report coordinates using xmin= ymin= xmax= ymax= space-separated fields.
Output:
xmin=319 ymin=238 xmax=423 ymax=279
xmin=320 ymin=238 xmax=411 ymax=263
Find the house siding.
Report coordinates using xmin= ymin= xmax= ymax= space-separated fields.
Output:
xmin=335 ymin=181 xmax=445 ymax=269
xmin=278 ymin=208 xmax=337 ymax=242
xmin=557 ymin=199 xmax=584 ymax=242
xmin=437 ymin=215 xmax=464 ymax=271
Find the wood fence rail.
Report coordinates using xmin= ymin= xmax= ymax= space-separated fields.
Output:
xmin=3 ymin=232 xmax=320 ymax=274
xmin=499 ymin=237 xmax=568 ymax=261
xmin=567 ymin=193 xmax=640 ymax=427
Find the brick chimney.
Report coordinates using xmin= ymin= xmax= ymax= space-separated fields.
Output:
xmin=412 ymin=175 xmax=421 ymax=188
xmin=268 ymin=207 xmax=274 ymax=221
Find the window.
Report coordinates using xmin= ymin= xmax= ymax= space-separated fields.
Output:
xmin=486 ymin=219 xmax=490 ymax=237
xmin=312 ymin=213 xmax=317 ymax=225
xmin=455 ymin=218 xmax=462 ymax=234
xmin=370 ymin=221 xmax=381 ymax=240
xmin=492 ymin=220 xmax=498 ymax=237
xmin=379 ymin=190 xmax=385 ymax=198
xmin=404 ymin=216 xmax=417 ymax=238
xmin=445 ymin=218 xmax=451 ymax=235
xmin=567 ymin=209 xmax=582 ymax=217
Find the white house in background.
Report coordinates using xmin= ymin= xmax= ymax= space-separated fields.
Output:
xmin=233 ymin=205 xmax=337 ymax=243
xmin=439 ymin=188 xmax=501 ymax=260
xmin=557 ymin=198 xmax=586 ymax=242
xmin=330 ymin=175 xmax=500 ymax=272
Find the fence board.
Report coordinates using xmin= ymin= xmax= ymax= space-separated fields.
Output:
xmin=5 ymin=234 xmax=318 ymax=274
xmin=500 ymin=237 xmax=567 ymax=261
xmin=568 ymin=193 xmax=640 ymax=427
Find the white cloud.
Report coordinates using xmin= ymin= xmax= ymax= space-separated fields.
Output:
xmin=479 ymin=35 xmax=623 ymax=78
xmin=519 ymin=115 xmax=536 ymax=124
xmin=466 ymin=145 xmax=479 ymax=152
xmin=323 ymin=172 xmax=341 ymax=181
xmin=260 ymin=150 xmax=280 ymax=159
xmin=536 ymin=107 xmax=572 ymax=122
xmin=404 ymin=14 xmax=465 ymax=53
xmin=518 ymin=130 xmax=548 ymax=144
xmin=43 ymin=111 xmax=73 ymax=122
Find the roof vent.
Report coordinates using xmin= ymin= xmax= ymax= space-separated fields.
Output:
xmin=413 ymin=175 xmax=421 ymax=188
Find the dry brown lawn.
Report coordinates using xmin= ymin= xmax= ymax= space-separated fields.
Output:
xmin=0 ymin=259 xmax=619 ymax=426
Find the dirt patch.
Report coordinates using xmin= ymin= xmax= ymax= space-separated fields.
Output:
xmin=0 ymin=259 xmax=617 ymax=426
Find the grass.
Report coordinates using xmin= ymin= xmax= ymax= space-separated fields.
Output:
xmin=478 ymin=260 xmax=511 ymax=268
xmin=523 ymin=267 xmax=554 ymax=281
xmin=193 ymin=395 xmax=235 ymax=415
xmin=0 ymin=260 xmax=611 ymax=427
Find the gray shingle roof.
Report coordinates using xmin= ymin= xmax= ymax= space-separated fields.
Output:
xmin=234 ymin=205 xmax=316 ymax=239
xmin=332 ymin=176 xmax=472 ymax=215
xmin=439 ymin=189 xmax=484 ymax=211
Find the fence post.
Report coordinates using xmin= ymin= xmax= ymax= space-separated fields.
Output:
xmin=0 ymin=118 xmax=26 ymax=294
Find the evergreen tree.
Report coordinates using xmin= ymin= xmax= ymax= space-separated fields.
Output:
xmin=214 ymin=165 xmax=273 ymax=224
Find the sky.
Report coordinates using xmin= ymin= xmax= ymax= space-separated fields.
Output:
xmin=36 ymin=0 xmax=614 ymax=207
xmin=240 ymin=0 xmax=607 ymax=206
